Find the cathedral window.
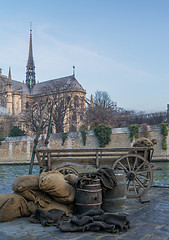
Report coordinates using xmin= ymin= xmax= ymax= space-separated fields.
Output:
xmin=26 ymin=102 xmax=29 ymax=108
xmin=69 ymin=125 xmax=76 ymax=132
xmin=74 ymin=96 xmax=79 ymax=108
xmin=72 ymin=113 xmax=77 ymax=121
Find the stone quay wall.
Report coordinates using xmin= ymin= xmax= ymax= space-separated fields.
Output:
xmin=0 ymin=125 xmax=169 ymax=164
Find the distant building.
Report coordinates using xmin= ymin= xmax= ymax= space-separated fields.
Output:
xmin=0 ymin=27 xmax=87 ymax=133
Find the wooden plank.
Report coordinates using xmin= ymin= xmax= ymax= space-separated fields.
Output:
xmin=47 ymin=153 xmax=52 ymax=171
xmin=40 ymin=158 xmax=96 ymax=166
xmin=49 ymin=152 xmax=128 ymax=158
xmin=35 ymin=147 xmax=153 ymax=154
xmin=36 ymin=151 xmax=44 ymax=171
xmin=96 ymin=152 xmax=99 ymax=168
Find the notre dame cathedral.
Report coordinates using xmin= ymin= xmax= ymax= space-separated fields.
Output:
xmin=0 ymin=27 xmax=88 ymax=135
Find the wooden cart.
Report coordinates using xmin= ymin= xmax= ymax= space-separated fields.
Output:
xmin=35 ymin=146 xmax=154 ymax=198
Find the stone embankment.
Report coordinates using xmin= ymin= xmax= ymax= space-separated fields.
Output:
xmin=0 ymin=125 xmax=169 ymax=164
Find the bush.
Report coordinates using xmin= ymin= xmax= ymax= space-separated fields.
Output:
xmin=0 ymin=136 xmax=5 ymax=145
xmin=62 ymin=132 xmax=68 ymax=146
xmin=128 ymin=124 xmax=139 ymax=142
xmin=9 ymin=126 xmax=25 ymax=137
xmin=81 ymin=131 xmax=86 ymax=145
xmin=160 ymin=123 xmax=168 ymax=136
xmin=94 ymin=124 xmax=112 ymax=147
xmin=160 ymin=123 xmax=168 ymax=150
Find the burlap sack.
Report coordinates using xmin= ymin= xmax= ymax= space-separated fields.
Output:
xmin=0 ymin=193 xmax=30 ymax=222
xmin=133 ymin=137 xmax=154 ymax=147
xmin=51 ymin=185 xmax=75 ymax=204
xmin=39 ymin=170 xmax=72 ymax=198
xmin=12 ymin=175 xmax=39 ymax=192
xmin=27 ymin=201 xmax=38 ymax=213
xmin=41 ymin=199 xmax=73 ymax=216
xmin=17 ymin=190 xmax=52 ymax=208
xmin=64 ymin=174 xmax=78 ymax=186
xmin=27 ymin=198 xmax=73 ymax=216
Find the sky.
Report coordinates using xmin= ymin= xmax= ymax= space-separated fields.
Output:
xmin=0 ymin=0 xmax=169 ymax=113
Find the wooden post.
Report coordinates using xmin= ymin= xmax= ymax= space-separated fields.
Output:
xmin=96 ymin=151 xmax=99 ymax=168
xmin=45 ymin=102 xmax=54 ymax=146
xmin=47 ymin=153 xmax=51 ymax=171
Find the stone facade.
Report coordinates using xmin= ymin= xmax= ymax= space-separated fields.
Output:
xmin=0 ymin=28 xmax=87 ymax=134
xmin=0 ymin=125 xmax=169 ymax=164
xmin=0 ymin=115 xmax=19 ymax=137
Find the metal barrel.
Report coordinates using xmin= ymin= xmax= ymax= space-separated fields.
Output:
xmin=102 ymin=170 xmax=127 ymax=212
xmin=75 ymin=178 xmax=102 ymax=214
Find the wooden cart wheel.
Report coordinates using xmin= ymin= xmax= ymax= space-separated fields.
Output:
xmin=56 ymin=166 xmax=79 ymax=176
xmin=112 ymin=154 xmax=153 ymax=198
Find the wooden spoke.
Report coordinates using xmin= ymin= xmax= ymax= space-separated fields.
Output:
xmin=136 ymin=175 xmax=150 ymax=181
xmin=137 ymin=171 xmax=151 ymax=175
xmin=133 ymin=180 xmax=138 ymax=195
xmin=135 ymin=162 xmax=145 ymax=173
xmin=56 ymin=166 xmax=79 ymax=176
xmin=135 ymin=177 xmax=146 ymax=189
xmin=126 ymin=157 xmax=131 ymax=171
xmin=132 ymin=156 xmax=138 ymax=171
xmin=118 ymin=161 xmax=129 ymax=173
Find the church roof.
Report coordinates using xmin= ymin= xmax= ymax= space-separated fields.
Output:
xmin=31 ymin=75 xmax=85 ymax=95
xmin=10 ymin=75 xmax=85 ymax=96
xmin=0 ymin=75 xmax=8 ymax=83
xmin=12 ymin=80 xmax=30 ymax=95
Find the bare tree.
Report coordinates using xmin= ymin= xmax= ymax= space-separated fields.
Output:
xmin=117 ymin=111 xmax=167 ymax=127
xmin=93 ymin=91 xmax=116 ymax=109
xmin=22 ymin=80 xmax=77 ymax=134
xmin=81 ymin=91 xmax=120 ymax=129
xmin=83 ymin=105 xmax=119 ymax=129
xmin=22 ymin=96 xmax=50 ymax=134
xmin=52 ymin=93 xmax=73 ymax=133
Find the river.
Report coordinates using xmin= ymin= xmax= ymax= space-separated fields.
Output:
xmin=0 ymin=162 xmax=169 ymax=194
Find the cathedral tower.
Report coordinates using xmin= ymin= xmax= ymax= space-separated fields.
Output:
xmin=26 ymin=23 xmax=36 ymax=90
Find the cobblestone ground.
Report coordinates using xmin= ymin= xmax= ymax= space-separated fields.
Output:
xmin=0 ymin=186 xmax=169 ymax=240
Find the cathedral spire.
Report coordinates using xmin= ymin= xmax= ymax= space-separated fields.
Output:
xmin=8 ymin=67 xmax=11 ymax=81
xmin=26 ymin=22 xmax=36 ymax=90
xmin=8 ymin=67 xmax=12 ymax=85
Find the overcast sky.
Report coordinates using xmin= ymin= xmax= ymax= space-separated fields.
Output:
xmin=0 ymin=0 xmax=169 ymax=112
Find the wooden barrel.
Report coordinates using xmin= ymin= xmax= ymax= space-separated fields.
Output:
xmin=75 ymin=178 xmax=102 ymax=214
xmin=102 ymin=170 xmax=126 ymax=212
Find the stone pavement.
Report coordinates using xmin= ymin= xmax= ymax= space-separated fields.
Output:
xmin=0 ymin=186 xmax=169 ymax=240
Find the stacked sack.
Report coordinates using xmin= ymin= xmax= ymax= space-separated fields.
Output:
xmin=0 ymin=170 xmax=78 ymax=222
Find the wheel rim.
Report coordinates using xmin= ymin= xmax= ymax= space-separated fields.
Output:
xmin=56 ymin=166 xmax=79 ymax=176
xmin=112 ymin=154 xmax=153 ymax=198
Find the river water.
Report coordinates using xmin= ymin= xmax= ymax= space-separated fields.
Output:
xmin=0 ymin=162 xmax=169 ymax=193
